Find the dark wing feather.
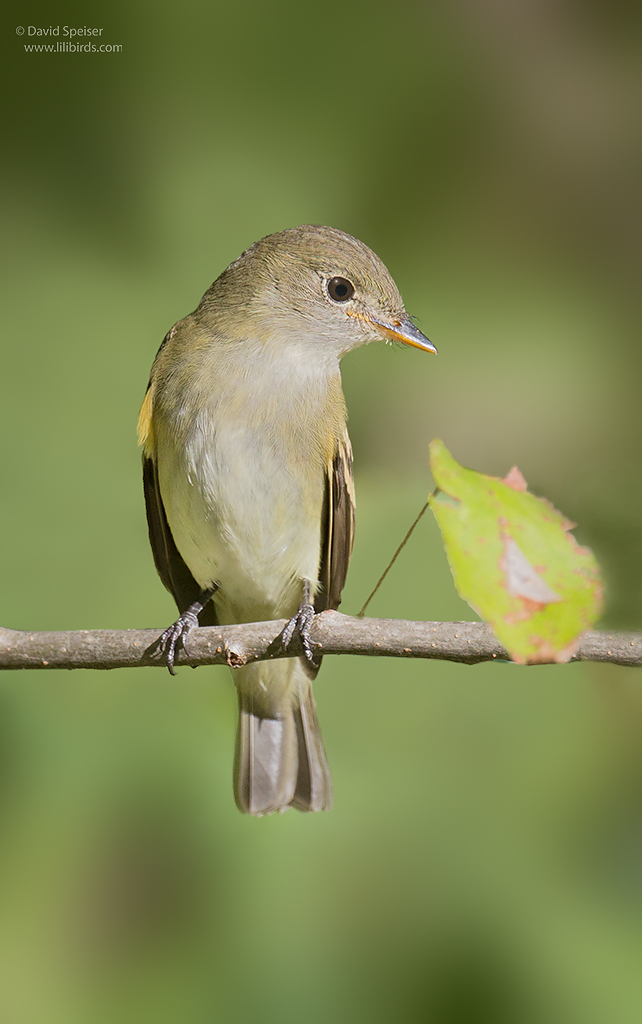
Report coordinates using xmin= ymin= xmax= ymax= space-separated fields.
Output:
xmin=142 ymin=456 xmax=218 ymax=624
xmin=315 ymin=429 xmax=356 ymax=613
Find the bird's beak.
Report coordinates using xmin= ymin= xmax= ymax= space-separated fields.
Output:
xmin=351 ymin=312 xmax=437 ymax=354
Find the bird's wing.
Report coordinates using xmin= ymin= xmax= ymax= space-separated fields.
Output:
xmin=140 ymin=383 xmax=217 ymax=624
xmin=142 ymin=456 xmax=217 ymax=624
xmin=316 ymin=428 xmax=356 ymax=612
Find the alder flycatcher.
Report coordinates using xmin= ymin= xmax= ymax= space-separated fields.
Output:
xmin=138 ymin=225 xmax=436 ymax=816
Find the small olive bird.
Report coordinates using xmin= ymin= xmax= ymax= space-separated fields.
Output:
xmin=138 ymin=225 xmax=436 ymax=816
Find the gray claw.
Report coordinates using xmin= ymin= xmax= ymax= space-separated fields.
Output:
xmin=159 ymin=609 xmax=199 ymax=675
xmin=280 ymin=598 xmax=317 ymax=667
xmin=158 ymin=584 xmax=218 ymax=676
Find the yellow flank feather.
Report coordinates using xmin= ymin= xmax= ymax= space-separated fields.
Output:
xmin=137 ymin=387 xmax=154 ymax=454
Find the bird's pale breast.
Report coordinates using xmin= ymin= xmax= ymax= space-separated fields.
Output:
xmin=154 ymin=342 xmax=344 ymax=624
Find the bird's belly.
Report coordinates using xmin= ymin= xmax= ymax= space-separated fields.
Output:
xmin=157 ymin=418 xmax=325 ymax=622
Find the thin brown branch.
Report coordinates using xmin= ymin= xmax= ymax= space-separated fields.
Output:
xmin=0 ymin=613 xmax=640 ymax=671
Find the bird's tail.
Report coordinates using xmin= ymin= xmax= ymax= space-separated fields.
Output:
xmin=233 ymin=658 xmax=333 ymax=816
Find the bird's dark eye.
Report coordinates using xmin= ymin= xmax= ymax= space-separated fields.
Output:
xmin=327 ymin=277 xmax=355 ymax=302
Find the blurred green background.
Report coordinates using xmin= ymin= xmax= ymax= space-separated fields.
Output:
xmin=2 ymin=1 xmax=642 ymax=1021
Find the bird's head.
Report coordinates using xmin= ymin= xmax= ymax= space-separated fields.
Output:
xmin=199 ymin=225 xmax=437 ymax=361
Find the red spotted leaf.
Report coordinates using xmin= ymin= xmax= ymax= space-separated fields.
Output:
xmin=428 ymin=440 xmax=603 ymax=664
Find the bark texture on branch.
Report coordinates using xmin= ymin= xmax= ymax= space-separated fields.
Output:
xmin=0 ymin=613 xmax=640 ymax=671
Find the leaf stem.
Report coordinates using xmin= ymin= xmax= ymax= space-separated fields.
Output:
xmin=357 ymin=500 xmax=431 ymax=617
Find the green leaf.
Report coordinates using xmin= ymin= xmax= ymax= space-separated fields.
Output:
xmin=428 ymin=440 xmax=603 ymax=664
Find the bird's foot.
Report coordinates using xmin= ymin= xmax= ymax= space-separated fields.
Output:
xmin=280 ymin=580 xmax=318 ymax=668
xmin=159 ymin=611 xmax=199 ymax=676
xmin=158 ymin=585 xmax=217 ymax=676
